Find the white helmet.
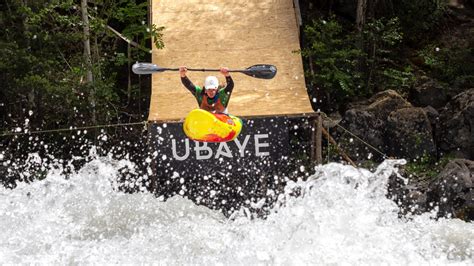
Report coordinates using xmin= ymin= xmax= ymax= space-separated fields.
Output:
xmin=204 ymin=76 xmax=219 ymax=90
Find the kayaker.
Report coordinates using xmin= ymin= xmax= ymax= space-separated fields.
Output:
xmin=179 ymin=66 xmax=234 ymax=114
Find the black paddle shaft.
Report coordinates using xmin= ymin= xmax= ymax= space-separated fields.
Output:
xmin=132 ymin=63 xmax=277 ymax=79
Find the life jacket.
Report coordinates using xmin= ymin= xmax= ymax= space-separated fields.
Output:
xmin=200 ymin=94 xmax=226 ymax=113
xmin=195 ymin=86 xmax=229 ymax=113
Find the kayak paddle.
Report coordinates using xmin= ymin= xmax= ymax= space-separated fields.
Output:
xmin=132 ymin=62 xmax=277 ymax=79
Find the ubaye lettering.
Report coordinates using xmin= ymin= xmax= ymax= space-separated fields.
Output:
xmin=171 ymin=134 xmax=270 ymax=161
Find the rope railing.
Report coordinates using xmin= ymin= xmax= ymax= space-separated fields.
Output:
xmin=1 ymin=112 xmax=392 ymax=163
xmin=0 ymin=121 xmax=148 ymax=138
xmin=319 ymin=112 xmax=391 ymax=160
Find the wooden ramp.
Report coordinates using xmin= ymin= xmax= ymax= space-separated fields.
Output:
xmin=149 ymin=0 xmax=314 ymax=121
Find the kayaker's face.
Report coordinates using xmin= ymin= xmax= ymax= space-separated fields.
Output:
xmin=205 ymin=88 xmax=217 ymax=98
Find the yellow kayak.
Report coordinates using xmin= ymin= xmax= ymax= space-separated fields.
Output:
xmin=183 ymin=109 xmax=243 ymax=142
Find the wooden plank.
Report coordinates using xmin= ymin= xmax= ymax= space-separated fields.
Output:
xmin=293 ymin=0 xmax=303 ymax=26
xmin=149 ymin=89 xmax=314 ymax=120
xmin=149 ymin=0 xmax=312 ymax=121
xmin=157 ymin=29 xmax=300 ymax=52
xmin=316 ymin=114 xmax=323 ymax=164
xmin=155 ymin=7 xmax=297 ymax=32
xmin=151 ymin=112 xmax=319 ymax=123
xmin=154 ymin=0 xmax=293 ymax=13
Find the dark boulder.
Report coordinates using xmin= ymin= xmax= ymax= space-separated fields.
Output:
xmin=364 ymin=90 xmax=413 ymax=118
xmin=387 ymin=168 xmax=430 ymax=217
xmin=410 ymin=79 xmax=448 ymax=109
xmin=337 ymin=90 xmax=436 ymax=161
xmin=386 ymin=107 xmax=437 ymax=160
xmin=423 ymin=106 xmax=440 ymax=128
xmin=436 ymin=88 xmax=474 ymax=159
xmin=339 ymin=108 xmax=385 ymax=156
xmin=428 ymin=159 xmax=474 ymax=221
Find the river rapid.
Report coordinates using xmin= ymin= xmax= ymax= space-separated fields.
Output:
xmin=0 ymin=157 xmax=473 ymax=264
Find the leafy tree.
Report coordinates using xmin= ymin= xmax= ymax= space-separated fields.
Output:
xmin=362 ymin=17 xmax=414 ymax=94
xmin=0 ymin=0 xmax=164 ymax=132
xmin=391 ymin=0 xmax=447 ymax=45
xmin=0 ymin=0 xmax=84 ymax=129
xmin=299 ymin=17 xmax=364 ymax=106
xmin=419 ymin=43 xmax=474 ymax=88
xmin=299 ymin=15 xmax=414 ymax=108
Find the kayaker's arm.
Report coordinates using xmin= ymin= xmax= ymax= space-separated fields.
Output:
xmin=180 ymin=66 xmax=197 ymax=94
xmin=223 ymin=76 xmax=234 ymax=94
xmin=181 ymin=76 xmax=197 ymax=94
xmin=220 ymin=67 xmax=234 ymax=94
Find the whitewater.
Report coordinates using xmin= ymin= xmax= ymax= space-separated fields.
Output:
xmin=0 ymin=156 xmax=473 ymax=264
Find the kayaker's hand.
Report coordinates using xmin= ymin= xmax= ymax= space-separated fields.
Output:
xmin=179 ymin=66 xmax=187 ymax=77
xmin=220 ymin=67 xmax=230 ymax=77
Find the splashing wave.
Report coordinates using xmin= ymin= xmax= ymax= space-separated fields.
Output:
xmin=0 ymin=158 xmax=472 ymax=264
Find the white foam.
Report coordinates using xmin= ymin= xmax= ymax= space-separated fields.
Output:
xmin=0 ymin=158 xmax=472 ymax=264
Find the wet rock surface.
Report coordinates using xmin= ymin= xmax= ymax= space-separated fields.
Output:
xmin=428 ymin=159 xmax=474 ymax=221
xmin=338 ymin=90 xmax=434 ymax=161
xmin=388 ymin=159 xmax=473 ymax=221
xmin=436 ymin=88 xmax=474 ymax=159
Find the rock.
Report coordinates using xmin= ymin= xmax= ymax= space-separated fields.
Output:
xmin=339 ymin=108 xmax=385 ymax=154
xmin=337 ymin=90 xmax=413 ymax=161
xmin=322 ymin=112 xmax=342 ymax=129
xmin=423 ymin=106 xmax=440 ymax=125
xmin=410 ymin=79 xmax=448 ymax=109
xmin=386 ymin=107 xmax=436 ymax=160
xmin=436 ymin=88 xmax=474 ymax=159
xmin=366 ymin=90 xmax=413 ymax=118
xmin=387 ymin=169 xmax=430 ymax=216
xmin=424 ymin=106 xmax=440 ymax=147
xmin=448 ymin=0 xmax=465 ymax=9
xmin=428 ymin=159 xmax=474 ymax=221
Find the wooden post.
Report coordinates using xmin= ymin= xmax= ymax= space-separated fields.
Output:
xmin=316 ymin=113 xmax=323 ymax=165
xmin=146 ymin=123 xmax=158 ymax=195
xmin=322 ymin=127 xmax=357 ymax=167
xmin=311 ymin=114 xmax=323 ymax=165
xmin=293 ymin=0 xmax=303 ymax=27
xmin=148 ymin=0 xmax=152 ymax=26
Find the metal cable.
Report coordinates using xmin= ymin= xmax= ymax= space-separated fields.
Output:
xmin=0 ymin=121 xmax=148 ymax=137
xmin=320 ymin=112 xmax=390 ymax=159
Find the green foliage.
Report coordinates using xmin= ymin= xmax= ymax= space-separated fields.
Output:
xmin=0 ymin=1 xmax=84 ymax=129
xmin=364 ymin=18 xmax=403 ymax=47
xmin=405 ymin=153 xmax=453 ymax=181
xmin=0 ymin=0 xmax=164 ymax=131
xmin=381 ymin=67 xmax=415 ymax=94
xmin=418 ymin=44 xmax=474 ymax=87
xmin=299 ymin=17 xmax=364 ymax=102
xmin=405 ymin=153 xmax=437 ymax=179
xmin=150 ymin=24 xmax=165 ymax=50
xmin=362 ymin=18 xmax=414 ymax=93
xmin=115 ymin=1 xmax=164 ymax=48
xmin=392 ymin=0 xmax=447 ymax=44
xmin=299 ymin=16 xmax=413 ymax=104
xmin=91 ymin=0 xmax=165 ymax=52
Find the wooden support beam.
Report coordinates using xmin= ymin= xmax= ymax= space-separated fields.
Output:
xmin=322 ymin=127 xmax=357 ymax=167
xmin=316 ymin=113 xmax=323 ymax=165
xmin=293 ymin=0 xmax=303 ymax=26
xmin=310 ymin=114 xmax=323 ymax=165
